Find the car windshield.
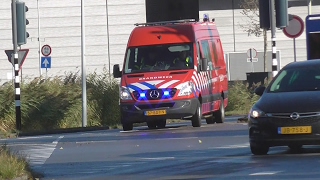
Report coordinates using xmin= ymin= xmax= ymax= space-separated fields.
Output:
xmin=269 ymin=67 xmax=320 ymax=92
xmin=123 ymin=43 xmax=194 ymax=74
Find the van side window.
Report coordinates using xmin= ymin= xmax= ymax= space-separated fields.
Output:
xmin=211 ymin=40 xmax=219 ymax=65
xmin=201 ymin=40 xmax=213 ymax=71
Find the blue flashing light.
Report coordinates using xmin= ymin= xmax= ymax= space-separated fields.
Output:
xmin=163 ymin=91 xmax=170 ymax=96
xmin=140 ymin=92 xmax=146 ymax=98
xmin=203 ymin=14 xmax=209 ymax=22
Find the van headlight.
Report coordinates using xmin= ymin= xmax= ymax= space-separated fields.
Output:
xmin=178 ymin=81 xmax=195 ymax=97
xmin=250 ymin=107 xmax=266 ymax=118
xmin=120 ymin=87 xmax=132 ymax=100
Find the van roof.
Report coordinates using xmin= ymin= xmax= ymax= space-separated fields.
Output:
xmin=127 ymin=19 xmax=219 ymax=47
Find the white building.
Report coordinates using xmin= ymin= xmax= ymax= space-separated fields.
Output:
xmin=0 ymin=0 xmax=319 ymax=83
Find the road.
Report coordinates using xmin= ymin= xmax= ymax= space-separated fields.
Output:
xmin=2 ymin=116 xmax=320 ymax=180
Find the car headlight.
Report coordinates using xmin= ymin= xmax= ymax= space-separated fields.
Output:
xmin=178 ymin=81 xmax=195 ymax=97
xmin=120 ymin=87 xmax=132 ymax=100
xmin=250 ymin=108 xmax=266 ymax=118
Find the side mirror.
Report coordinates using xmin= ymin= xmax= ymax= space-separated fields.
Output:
xmin=254 ymin=86 xmax=266 ymax=96
xmin=113 ymin=64 xmax=122 ymax=78
xmin=200 ymin=58 xmax=208 ymax=71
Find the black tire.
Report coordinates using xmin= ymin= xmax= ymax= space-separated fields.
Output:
xmin=250 ymin=144 xmax=269 ymax=155
xmin=288 ymin=145 xmax=303 ymax=151
xmin=156 ymin=119 xmax=166 ymax=129
xmin=122 ymin=123 xmax=133 ymax=131
xmin=214 ymin=97 xmax=225 ymax=123
xmin=205 ymin=116 xmax=215 ymax=124
xmin=191 ymin=101 xmax=202 ymax=127
xmin=147 ymin=121 xmax=157 ymax=129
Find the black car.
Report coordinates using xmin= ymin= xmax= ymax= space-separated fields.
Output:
xmin=248 ymin=59 xmax=320 ymax=155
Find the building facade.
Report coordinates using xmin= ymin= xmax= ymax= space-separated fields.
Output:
xmin=0 ymin=0 xmax=319 ymax=82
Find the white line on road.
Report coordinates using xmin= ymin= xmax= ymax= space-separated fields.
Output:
xmin=76 ymin=140 xmax=117 ymax=144
xmin=155 ymin=137 xmax=199 ymax=141
xmin=52 ymin=136 xmax=64 ymax=144
xmin=208 ymin=143 xmax=250 ymax=149
xmin=140 ymin=157 xmax=175 ymax=161
xmin=16 ymin=135 xmax=53 ymax=140
xmin=250 ymin=171 xmax=282 ymax=176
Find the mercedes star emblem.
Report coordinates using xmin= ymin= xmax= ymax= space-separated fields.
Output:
xmin=149 ymin=90 xmax=160 ymax=99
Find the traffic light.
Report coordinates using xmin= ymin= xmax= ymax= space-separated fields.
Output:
xmin=275 ymin=0 xmax=288 ymax=28
xmin=15 ymin=1 xmax=29 ymax=46
xmin=259 ymin=0 xmax=288 ymax=30
xmin=259 ymin=0 xmax=270 ymax=30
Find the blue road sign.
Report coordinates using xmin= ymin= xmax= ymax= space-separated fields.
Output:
xmin=41 ymin=56 xmax=51 ymax=68
xmin=306 ymin=14 xmax=320 ymax=60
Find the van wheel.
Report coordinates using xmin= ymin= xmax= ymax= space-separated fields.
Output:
xmin=206 ymin=116 xmax=215 ymax=124
xmin=157 ymin=119 xmax=166 ymax=129
xmin=122 ymin=123 xmax=133 ymax=131
xmin=147 ymin=121 xmax=157 ymax=129
xmin=214 ymin=97 xmax=225 ymax=123
xmin=191 ymin=101 xmax=202 ymax=127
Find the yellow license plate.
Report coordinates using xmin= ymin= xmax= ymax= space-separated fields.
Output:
xmin=278 ymin=126 xmax=312 ymax=134
xmin=144 ymin=110 xmax=166 ymax=116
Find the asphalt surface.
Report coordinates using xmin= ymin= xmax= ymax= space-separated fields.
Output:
xmin=2 ymin=116 xmax=320 ymax=180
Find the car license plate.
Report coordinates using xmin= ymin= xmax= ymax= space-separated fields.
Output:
xmin=144 ymin=110 xmax=166 ymax=116
xmin=278 ymin=126 xmax=312 ymax=134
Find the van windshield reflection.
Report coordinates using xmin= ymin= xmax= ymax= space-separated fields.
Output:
xmin=124 ymin=44 xmax=194 ymax=74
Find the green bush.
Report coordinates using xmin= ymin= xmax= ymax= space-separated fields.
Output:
xmin=226 ymin=81 xmax=262 ymax=115
xmin=0 ymin=68 xmax=120 ymax=134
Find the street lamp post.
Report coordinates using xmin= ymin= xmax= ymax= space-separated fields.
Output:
xmin=81 ymin=0 xmax=87 ymax=127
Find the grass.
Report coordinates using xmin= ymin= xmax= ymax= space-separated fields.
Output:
xmin=0 ymin=145 xmax=38 ymax=180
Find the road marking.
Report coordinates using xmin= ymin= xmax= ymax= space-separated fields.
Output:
xmin=19 ymin=143 xmax=57 ymax=167
xmin=208 ymin=143 xmax=250 ymax=149
xmin=16 ymin=135 xmax=53 ymax=140
xmin=76 ymin=140 xmax=117 ymax=144
xmin=250 ymin=171 xmax=282 ymax=176
xmin=155 ymin=137 xmax=198 ymax=141
xmin=140 ymin=157 xmax=175 ymax=161
xmin=52 ymin=136 xmax=64 ymax=144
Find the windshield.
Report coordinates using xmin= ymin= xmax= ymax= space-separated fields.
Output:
xmin=269 ymin=67 xmax=320 ymax=92
xmin=124 ymin=43 xmax=194 ymax=74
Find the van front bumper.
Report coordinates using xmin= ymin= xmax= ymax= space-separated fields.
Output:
xmin=120 ymin=99 xmax=198 ymax=124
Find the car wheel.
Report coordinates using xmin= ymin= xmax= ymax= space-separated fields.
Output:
xmin=122 ymin=123 xmax=133 ymax=131
xmin=214 ymin=96 xmax=225 ymax=123
xmin=205 ymin=116 xmax=215 ymax=124
xmin=147 ymin=121 xmax=157 ymax=129
xmin=156 ymin=119 xmax=166 ymax=129
xmin=288 ymin=145 xmax=303 ymax=151
xmin=250 ymin=144 xmax=269 ymax=155
xmin=191 ymin=101 xmax=202 ymax=127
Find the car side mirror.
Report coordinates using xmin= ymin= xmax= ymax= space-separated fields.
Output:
xmin=113 ymin=64 xmax=122 ymax=78
xmin=254 ymin=86 xmax=266 ymax=96
xmin=200 ymin=58 xmax=208 ymax=71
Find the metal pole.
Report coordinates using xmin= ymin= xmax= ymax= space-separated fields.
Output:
xmin=11 ymin=0 xmax=22 ymax=131
xmin=232 ymin=0 xmax=236 ymax=52
xmin=81 ymin=0 xmax=87 ymax=127
xmin=106 ymin=0 xmax=111 ymax=75
xmin=250 ymin=48 xmax=254 ymax=72
xmin=293 ymin=38 xmax=296 ymax=62
xmin=37 ymin=0 xmax=42 ymax=76
xmin=270 ymin=0 xmax=278 ymax=77
xmin=308 ymin=0 xmax=312 ymax=15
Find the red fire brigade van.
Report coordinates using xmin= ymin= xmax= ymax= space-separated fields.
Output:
xmin=113 ymin=18 xmax=228 ymax=131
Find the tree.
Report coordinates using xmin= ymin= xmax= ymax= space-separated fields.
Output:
xmin=239 ymin=0 xmax=268 ymax=72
